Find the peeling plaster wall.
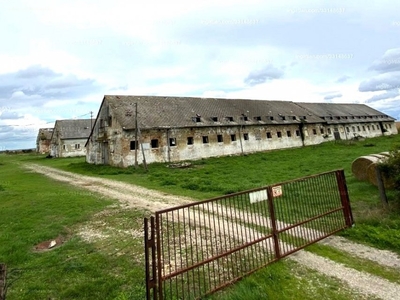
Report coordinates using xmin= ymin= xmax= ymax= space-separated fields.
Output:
xmin=113 ymin=124 xmax=307 ymax=167
xmin=86 ymin=102 xmax=398 ymax=167
xmin=59 ymin=139 xmax=88 ymax=157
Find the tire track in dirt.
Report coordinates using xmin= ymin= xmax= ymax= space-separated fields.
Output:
xmin=24 ymin=163 xmax=400 ymax=299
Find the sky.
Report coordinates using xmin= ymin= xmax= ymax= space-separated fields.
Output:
xmin=0 ymin=0 xmax=400 ymax=150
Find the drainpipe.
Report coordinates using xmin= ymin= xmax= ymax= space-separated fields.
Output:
xmin=238 ymin=125 xmax=244 ymax=155
xmin=166 ymin=128 xmax=171 ymax=163
xmin=299 ymin=122 xmax=305 ymax=147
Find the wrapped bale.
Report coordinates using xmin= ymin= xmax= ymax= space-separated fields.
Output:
xmin=351 ymin=155 xmax=382 ymax=181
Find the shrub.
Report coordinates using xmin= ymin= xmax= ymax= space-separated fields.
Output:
xmin=379 ymin=145 xmax=400 ymax=199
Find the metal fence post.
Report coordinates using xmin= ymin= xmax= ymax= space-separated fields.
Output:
xmin=335 ymin=170 xmax=354 ymax=227
xmin=0 ymin=263 xmax=6 ymax=300
xmin=267 ymin=186 xmax=281 ymax=259
xmin=144 ymin=217 xmax=157 ymax=300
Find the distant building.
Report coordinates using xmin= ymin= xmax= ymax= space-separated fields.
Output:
xmin=36 ymin=128 xmax=53 ymax=154
xmin=50 ymin=119 xmax=93 ymax=157
xmin=86 ymin=95 xmax=398 ymax=167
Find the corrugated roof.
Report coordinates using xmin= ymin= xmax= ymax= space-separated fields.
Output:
xmin=53 ymin=119 xmax=93 ymax=139
xmin=104 ymin=95 xmax=323 ymax=129
xmin=295 ymin=102 xmax=395 ymax=124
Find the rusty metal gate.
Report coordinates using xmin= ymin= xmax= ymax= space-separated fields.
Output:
xmin=144 ymin=169 xmax=353 ymax=299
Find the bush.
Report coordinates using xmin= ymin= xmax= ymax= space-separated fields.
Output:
xmin=379 ymin=145 xmax=400 ymax=198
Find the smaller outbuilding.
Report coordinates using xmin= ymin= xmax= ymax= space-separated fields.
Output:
xmin=36 ymin=128 xmax=53 ymax=154
xmin=50 ymin=119 xmax=93 ymax=157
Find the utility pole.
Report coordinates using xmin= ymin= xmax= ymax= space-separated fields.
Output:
xmin=134 ymin=103 xmax=138 ymax=168
xmin=89 ymin=111 xmax=94 ymax=142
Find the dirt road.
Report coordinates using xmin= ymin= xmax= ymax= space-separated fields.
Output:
xmin=25 ymin=164 xmax=400 ymax=299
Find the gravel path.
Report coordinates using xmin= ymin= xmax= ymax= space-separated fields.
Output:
xmin=24 ymin=163 xmax=400 ymax=299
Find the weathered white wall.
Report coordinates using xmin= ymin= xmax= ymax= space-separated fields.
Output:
xmin=59 ymin=138 xmax=87 ymax=157
xmin=86 ymin=101 xmax=398 ymax=167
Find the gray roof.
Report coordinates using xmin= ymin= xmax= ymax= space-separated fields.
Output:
xmin=52 ymin=119 xmax=93 ymax=140
xmin=295 ymin=102 xmax=395 ymax=124
xmin=36 ymin=128 xmax=54 ymax=142
xmin=104 ymin=95 xmax=324 ymax=130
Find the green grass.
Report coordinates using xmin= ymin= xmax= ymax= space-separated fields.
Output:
xmin=0 ymin=155 xmax=149 ymax=299
xmin=207 ymin=260 xmax=377 ymax=300
xmin=2 ymin=134 xmax=400 ymax=299
xmin=306 ymin=243 xmax=400 ymax=284
xmin=22 ymin=135 xmax=400 ymax=253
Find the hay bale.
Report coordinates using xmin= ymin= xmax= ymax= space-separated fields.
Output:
xmin=379 ymin=151 xmax=391 ymax=157
xmin=351 ymin=155 xmax=382 ymax=181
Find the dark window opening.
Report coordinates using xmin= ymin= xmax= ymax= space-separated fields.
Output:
xmin=389 ymin=124 xmax=392 ymax=128
xmin=367 ymin=125 xmax=370 ymax=130
xmin=211 ymin=116 xmax=218 ymax=122
xmin=151 ymin=139 xmax=159 ymax=148
xmin=202 ymin=136 xmax=209 ymax=144
xmin=169 ymin=138 xmax=176 ymax=146
xmin=226 ymin=116 xmax=234 ymax=122
xmin=327 ymin=128 xmax=332 ymax=134
xmin=193 ymin=116 xmax=201 ymax=122
xmin=108 ymin=116 xmax=112 ymax=127
xmin=362 ymin=126 xmax=365 ymax=131
xmin=241 ymin=115 xmax=248 ymax=121
xmin=287 ymin=131 xmax=291 ymax=137
xmin=312 ymin=129 xmax=317 ymax=135
xmin=130 ymin=140 xmax=138 ymax=150
xmin=295 ymin=130 xmax=300 ymax=136
xmin=217 ymin=134 xmax=223 ymax=143
xmin=243 ymin=133 xmax=249 ymax=140
xmin=292 ymin=116 xmax=296 ymax=120
xmin=372 ymin=125 xmax=375 ymax=130
xmin=357 ymin=126 xmax=360 ymax=131
xmin=269 ymin=116 xmax=274 ymax=121
xmin=267 ymin=132 xmax=272 ymax=139
xmin=187 ymin=137 xmax=194 ymax=145
xmin=277 ymin=131 xmax=282 ymax=138
xmin=75 ymin=144 xmax=80 ymax=150
xmin=352 ymin=126 xmax=355 ymax=132
xmin=279 ymin=115 xmax=286 ymax=120
xmin=346 ymin=127 xmax=350 ymax=133
xmin=320 ymin=128 xmax=324 ymax=134
xmin=230 ymin=134 xmax=236 ymax=141
xmin=255 ymin=116 xmax=262 ymax=121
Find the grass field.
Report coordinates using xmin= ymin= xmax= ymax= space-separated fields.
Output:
xmin=1 ymin=134 xmax=400 ymax=299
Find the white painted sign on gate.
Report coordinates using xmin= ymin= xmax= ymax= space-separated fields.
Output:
xmin=249 ymin=189 xmax=268 ymax=204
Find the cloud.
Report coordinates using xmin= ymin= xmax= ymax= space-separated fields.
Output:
xmin=244 ymin=64 xmax=284 ymax=86
xmin=365 ymin=90 xmax=400 ymax=103
xmin=324 ymin=93 xmax=342 ymax=101
xmin=0 ymin=65 xmax=101 ymax=103
xmin=368 ymin=48 xmax=400 ymax=74
xmin=336 ymin=75 xmax=351 ymax=83
xmin=0 ymin=111 xmax=22 ymax=120
xmin=358 ymin=72 xmax=400 ymax=92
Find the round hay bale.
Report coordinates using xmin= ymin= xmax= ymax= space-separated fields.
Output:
xmin=379 ymin=151 xmax=391 ymax=157
xmin=351 ymin=155 xmax=382 ymax=181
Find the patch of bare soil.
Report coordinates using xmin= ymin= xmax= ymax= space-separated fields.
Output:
xmin=25 ymin=163 xmax=400 ymax=299
xmin=33 ymin=235 xmax=64 ymax=252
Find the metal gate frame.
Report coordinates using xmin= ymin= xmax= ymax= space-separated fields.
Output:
xmin=145 ymin=169 xmax=353 ymax=299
